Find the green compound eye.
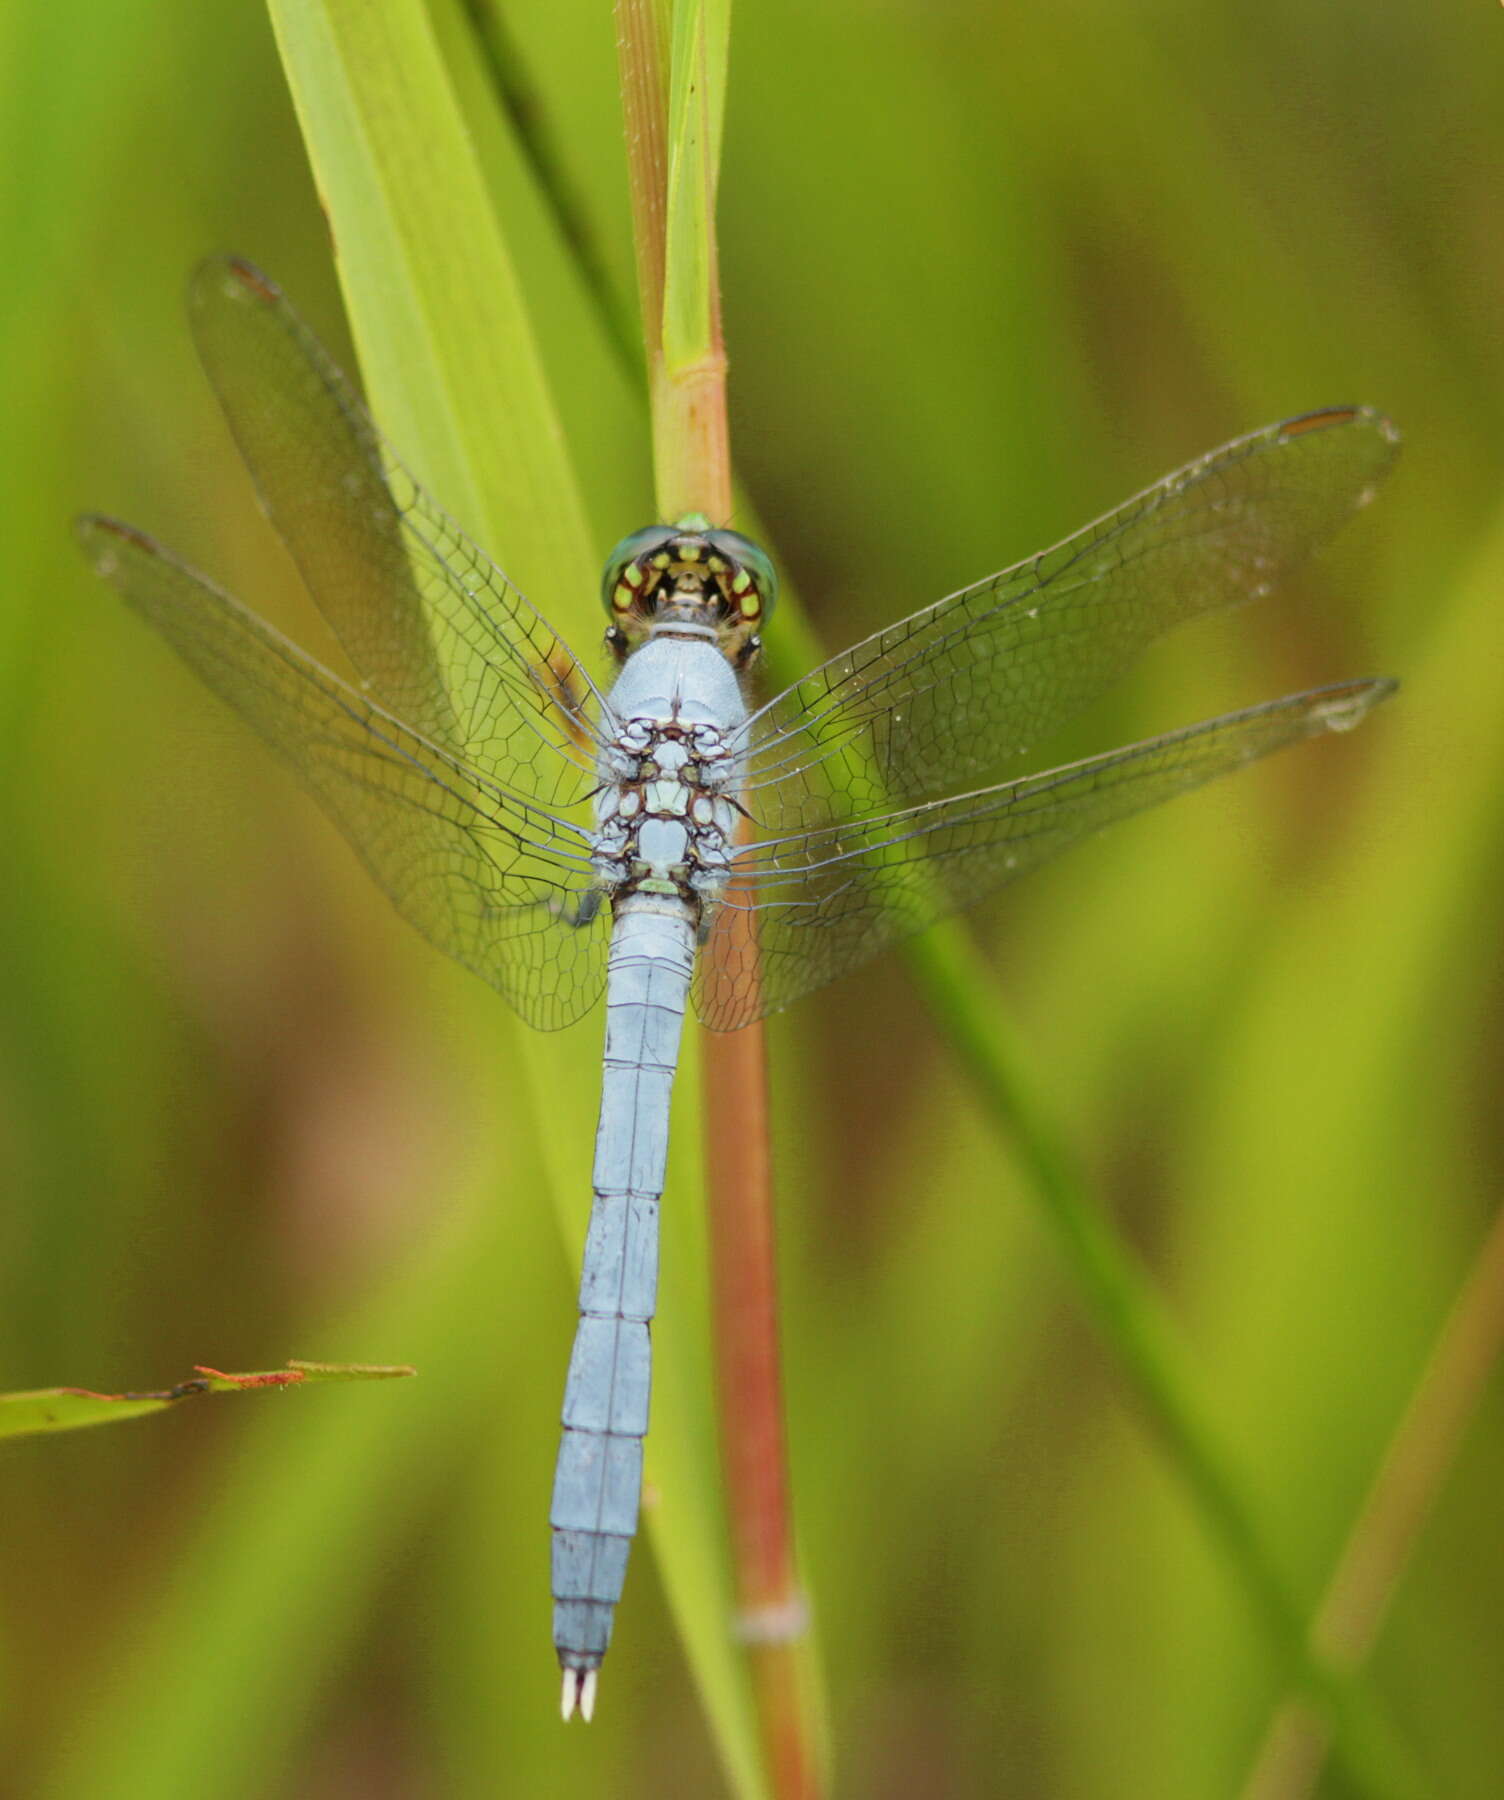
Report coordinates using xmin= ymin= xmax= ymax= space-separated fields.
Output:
xmin=706 ymin=528 xmax=778 ymax=620
xmin=600 ymin=525 xmax=676 ymax=616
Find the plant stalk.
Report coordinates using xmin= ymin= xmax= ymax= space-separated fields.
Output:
xmin=617 ymin=5 xmax=822 ymax=1794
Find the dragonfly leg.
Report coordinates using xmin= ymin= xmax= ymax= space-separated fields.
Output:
xmin=545 ymin=887 xmax=606 ymax=930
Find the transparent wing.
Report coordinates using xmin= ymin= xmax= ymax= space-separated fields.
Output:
xmin=187 ymin=256 xmax=603 ymax=807
xmin=740 ymin=408 xmax=1400 ymax=832
xmin=696 ymin=680 xmax=1394 ymax=1030
xmin=79 ymin=517 xmax=608 ymax=1031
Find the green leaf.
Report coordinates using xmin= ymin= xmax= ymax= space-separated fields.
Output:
xmin=0 ymin=1361 xmax=413 ymax=1439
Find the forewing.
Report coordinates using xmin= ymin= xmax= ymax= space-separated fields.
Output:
xmin=79 ymin=517 xmax=607 ymax=1031
xmin=697 ymin=680 xmax=1394 ymax=1030
xmin=187 ymin=256 xmax=601 ymax=809
xmin=742 ymin=409 xmax=1399 ymax=832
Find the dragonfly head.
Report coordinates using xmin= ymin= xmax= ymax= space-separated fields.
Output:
xmin=601 ymin=516 xmax=777 ymax=667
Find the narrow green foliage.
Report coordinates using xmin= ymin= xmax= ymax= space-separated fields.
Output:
xmin=265 ymin=0 xmax=596 ymax=615
xmin=0 ymin=1361 xmax=413 ymax=1440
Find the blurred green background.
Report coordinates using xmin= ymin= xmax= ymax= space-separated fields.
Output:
xmin=3 ymin=1 xmax=1501 ymax=1795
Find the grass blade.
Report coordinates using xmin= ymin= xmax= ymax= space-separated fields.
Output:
xmin=0 ymin=1360 xmax=413 ymax=1440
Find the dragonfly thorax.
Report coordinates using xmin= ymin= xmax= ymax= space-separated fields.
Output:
xmin=593 ymin=717 xmax=740 ymax=911
xmin=593 ymin=632 xmax=746 ymax=918
xmin=600 ymin=517 xmax=776 ymax=668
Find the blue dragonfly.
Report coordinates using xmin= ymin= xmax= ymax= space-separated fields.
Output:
xmin=78 ymin=257 xmax=1398 ymax=1720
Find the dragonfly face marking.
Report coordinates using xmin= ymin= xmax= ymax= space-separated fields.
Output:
xmin=601 ymin=515 xmax=776 ymax=667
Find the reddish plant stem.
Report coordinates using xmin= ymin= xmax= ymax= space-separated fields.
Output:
xmin=616 ymin=5 xmax=821 ymax=1792
xmin=703 ymin=936 xmax=817 ymax=1800
xmin=702 ymin=1017 xmax=785 ymax=1614
xmin=653 ymin=354 xmax=732 ymax=525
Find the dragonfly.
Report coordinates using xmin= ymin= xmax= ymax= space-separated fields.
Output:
xmin=78 ymin=256 xmax=1399 ymax=1722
